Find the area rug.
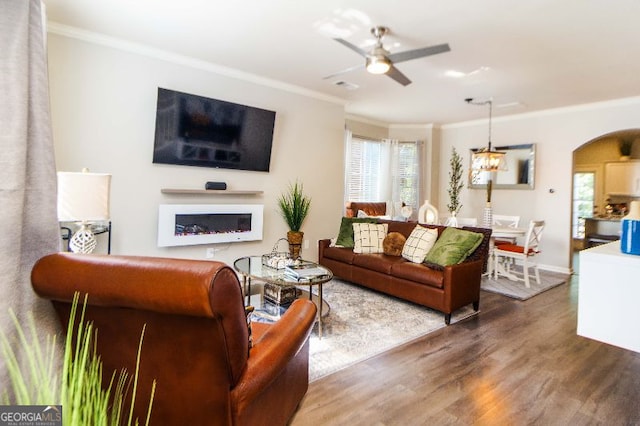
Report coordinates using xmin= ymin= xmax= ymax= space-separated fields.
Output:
xmin=308 ymin=279 xmax=477 ymax=382
xmin=481 ymin=268 xmax=570 ymax=300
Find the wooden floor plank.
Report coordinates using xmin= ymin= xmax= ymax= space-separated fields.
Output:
xmin=290 ymin=274 xmax=640 ymax=425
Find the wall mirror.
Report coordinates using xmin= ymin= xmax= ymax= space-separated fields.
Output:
xmin=469 ymin=143 xmax=536 ymax=189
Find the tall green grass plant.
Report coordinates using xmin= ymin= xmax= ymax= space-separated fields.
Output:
xmin=0 ymin=294 xmax=155 ymax=425
xmin=277 ymin=180 xmax=311 ymax=232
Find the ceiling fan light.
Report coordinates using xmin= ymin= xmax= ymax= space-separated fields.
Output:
xmin=366 ymin=56 xmax=391 ymax=74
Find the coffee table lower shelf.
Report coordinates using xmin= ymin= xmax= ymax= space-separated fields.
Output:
xmin=250 ymin=285 xmax=330 ymax=330
xmin=233 ymin=256 xmax=333 ymax=338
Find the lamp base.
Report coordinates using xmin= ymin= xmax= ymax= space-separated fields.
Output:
xmin=69 ymin=223 xmax=97 ymax=253
xmin=483 ymin=204 xmax=493 ymax=228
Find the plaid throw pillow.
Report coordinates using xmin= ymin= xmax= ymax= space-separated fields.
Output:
xmin=402 ymin=225 xmax=438 ymax=263
xmin=353 ymin=223 xmax=388 ymax=254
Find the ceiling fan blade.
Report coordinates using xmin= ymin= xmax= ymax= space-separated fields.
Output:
xmin=386 ymin=65 xmax=412 ymax=86
xmin=333 ymin=38 xmax=368 ymax=57
xmin=387 ymin=43 xmax=451 ymax=64
xmin=323 ymin=63 xmax=365 ymax=80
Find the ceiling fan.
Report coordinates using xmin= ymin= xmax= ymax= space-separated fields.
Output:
xmin=325 ymin=26 xmax=451 ymax=86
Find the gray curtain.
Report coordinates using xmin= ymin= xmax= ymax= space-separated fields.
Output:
xmin=0 ymin=0 xmax=62 ymax=390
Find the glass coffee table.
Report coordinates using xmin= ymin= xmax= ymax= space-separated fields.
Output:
xmin=233 ymin=256 xmax=333 ymax=338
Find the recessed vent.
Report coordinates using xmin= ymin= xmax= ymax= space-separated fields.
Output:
xmin=334 ymin=81 xmax=359 ymax=91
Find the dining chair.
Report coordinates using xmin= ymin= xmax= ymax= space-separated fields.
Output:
xmin=456 ymin=217 xmax=478 ymax=226
xmin=493 ymin=220 xmax=545 ymax=288
xmin=492 ymin=214 xmax=520 ymax=228
xmin=492 ymin=214 xmax=521 ymax=245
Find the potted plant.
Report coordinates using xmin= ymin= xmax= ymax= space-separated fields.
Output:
xmin=277 ymin=180 xmax=311 ymax=259
xmin=446 ymin=147 xmax=464 ymax=227
xmin=619 ymin=137 xmax=634 ymax=160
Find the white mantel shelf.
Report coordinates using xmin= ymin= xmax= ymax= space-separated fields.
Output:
xmin=577 ymin=241 xmax=640 ymax=353
xmin=161 ymin=189 xmax=263 ymax=196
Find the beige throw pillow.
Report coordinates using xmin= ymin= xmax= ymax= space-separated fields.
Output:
xmin=353 ymin=223 xmax=388 ymax=254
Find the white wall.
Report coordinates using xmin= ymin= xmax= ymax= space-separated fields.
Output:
xmin=48 ymin=33 xmax=346 ymax=266
xmin=345 ymin=116 xmax=388 ymax=141
xmin=440 ymin=97 xmax=640 ymax=273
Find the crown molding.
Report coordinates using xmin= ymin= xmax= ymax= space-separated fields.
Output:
xmin=47 ymin=22 xmax=347 ymax=106
xmin=346 ymin=114 xmax=441 ymax=130
xmin=389 ymin=123 xmax=437 ymax=130
xmin=345 ymin=114 xmax=390 ymax=128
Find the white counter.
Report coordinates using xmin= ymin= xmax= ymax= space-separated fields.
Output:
xmin=577 ymin=241 xmax=640 ymax=353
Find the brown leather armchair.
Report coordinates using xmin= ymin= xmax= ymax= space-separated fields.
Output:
xmin=345 ymin=201 xmax=388 ymax=217
xmin=31 ymin=253 xmax=317 ymax=426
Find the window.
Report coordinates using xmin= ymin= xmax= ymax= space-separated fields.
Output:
xmin=345 ymin=137 xmax=386 ymax=202
xmin=394 ymin=142 xmax=420 ymax=208
xmin=345 ymin=133 xmax=421 ymax=212
xmin=572 ymin=171 xmax=595 ymax=238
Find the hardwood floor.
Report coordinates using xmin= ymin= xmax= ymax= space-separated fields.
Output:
xmin=290 ymin=273 xmax=640 ymax=425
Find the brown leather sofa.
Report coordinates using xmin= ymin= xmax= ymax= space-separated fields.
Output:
xmin=31 ymin=253 xmax=317 ymax=426
xmin=319 ymin=220 xmax=491 ymax=324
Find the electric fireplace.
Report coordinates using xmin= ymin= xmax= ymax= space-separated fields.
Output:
xmin=158 ymin=204 xmax=263 ymax=247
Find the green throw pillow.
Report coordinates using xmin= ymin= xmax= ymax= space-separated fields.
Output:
xmin=424 ymin=227 xmax=484 ymax=267
xmin=335 ymin=217 xmax=378 ymax=248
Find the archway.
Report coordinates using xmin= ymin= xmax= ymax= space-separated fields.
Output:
xmin=571 ymin=128 xmax=640 ymax=270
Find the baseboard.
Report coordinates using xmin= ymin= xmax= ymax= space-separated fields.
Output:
xmin=538 ymin=263 xmax=573 ymax=275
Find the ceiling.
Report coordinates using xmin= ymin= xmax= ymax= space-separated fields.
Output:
xmin=43 ymin=0 xmax=640 ymax=125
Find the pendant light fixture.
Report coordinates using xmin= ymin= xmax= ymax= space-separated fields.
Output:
xmin=466 ymin=98 xmax=507 ymax=172
xmin=466 ymin=97 xmax=507 ymax=228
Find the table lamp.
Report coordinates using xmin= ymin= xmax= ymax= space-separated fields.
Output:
xmin=57 ymin=169 xmax=111 ymax=253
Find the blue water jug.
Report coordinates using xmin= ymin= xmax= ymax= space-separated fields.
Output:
xmin=620 ymin=201 xmax=640 ymax=255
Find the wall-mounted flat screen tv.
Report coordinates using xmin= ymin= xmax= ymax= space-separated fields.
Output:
xmin=152 ymin=88 xmax=276 ymax=172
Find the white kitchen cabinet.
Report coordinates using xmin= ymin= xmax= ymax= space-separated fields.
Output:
xmin=605 ymin=161 xmax=640 ymax=195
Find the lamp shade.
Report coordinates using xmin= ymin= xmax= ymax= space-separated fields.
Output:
xmin=466 ymin=98 xmax=508 ymax=172
xmin=471 ymin=148 xmax=508 ymax=172
xmin=366 ymin=55 xmax=391 ymax=74
xmin=57 ymin=171 xmax=111 ymax=222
